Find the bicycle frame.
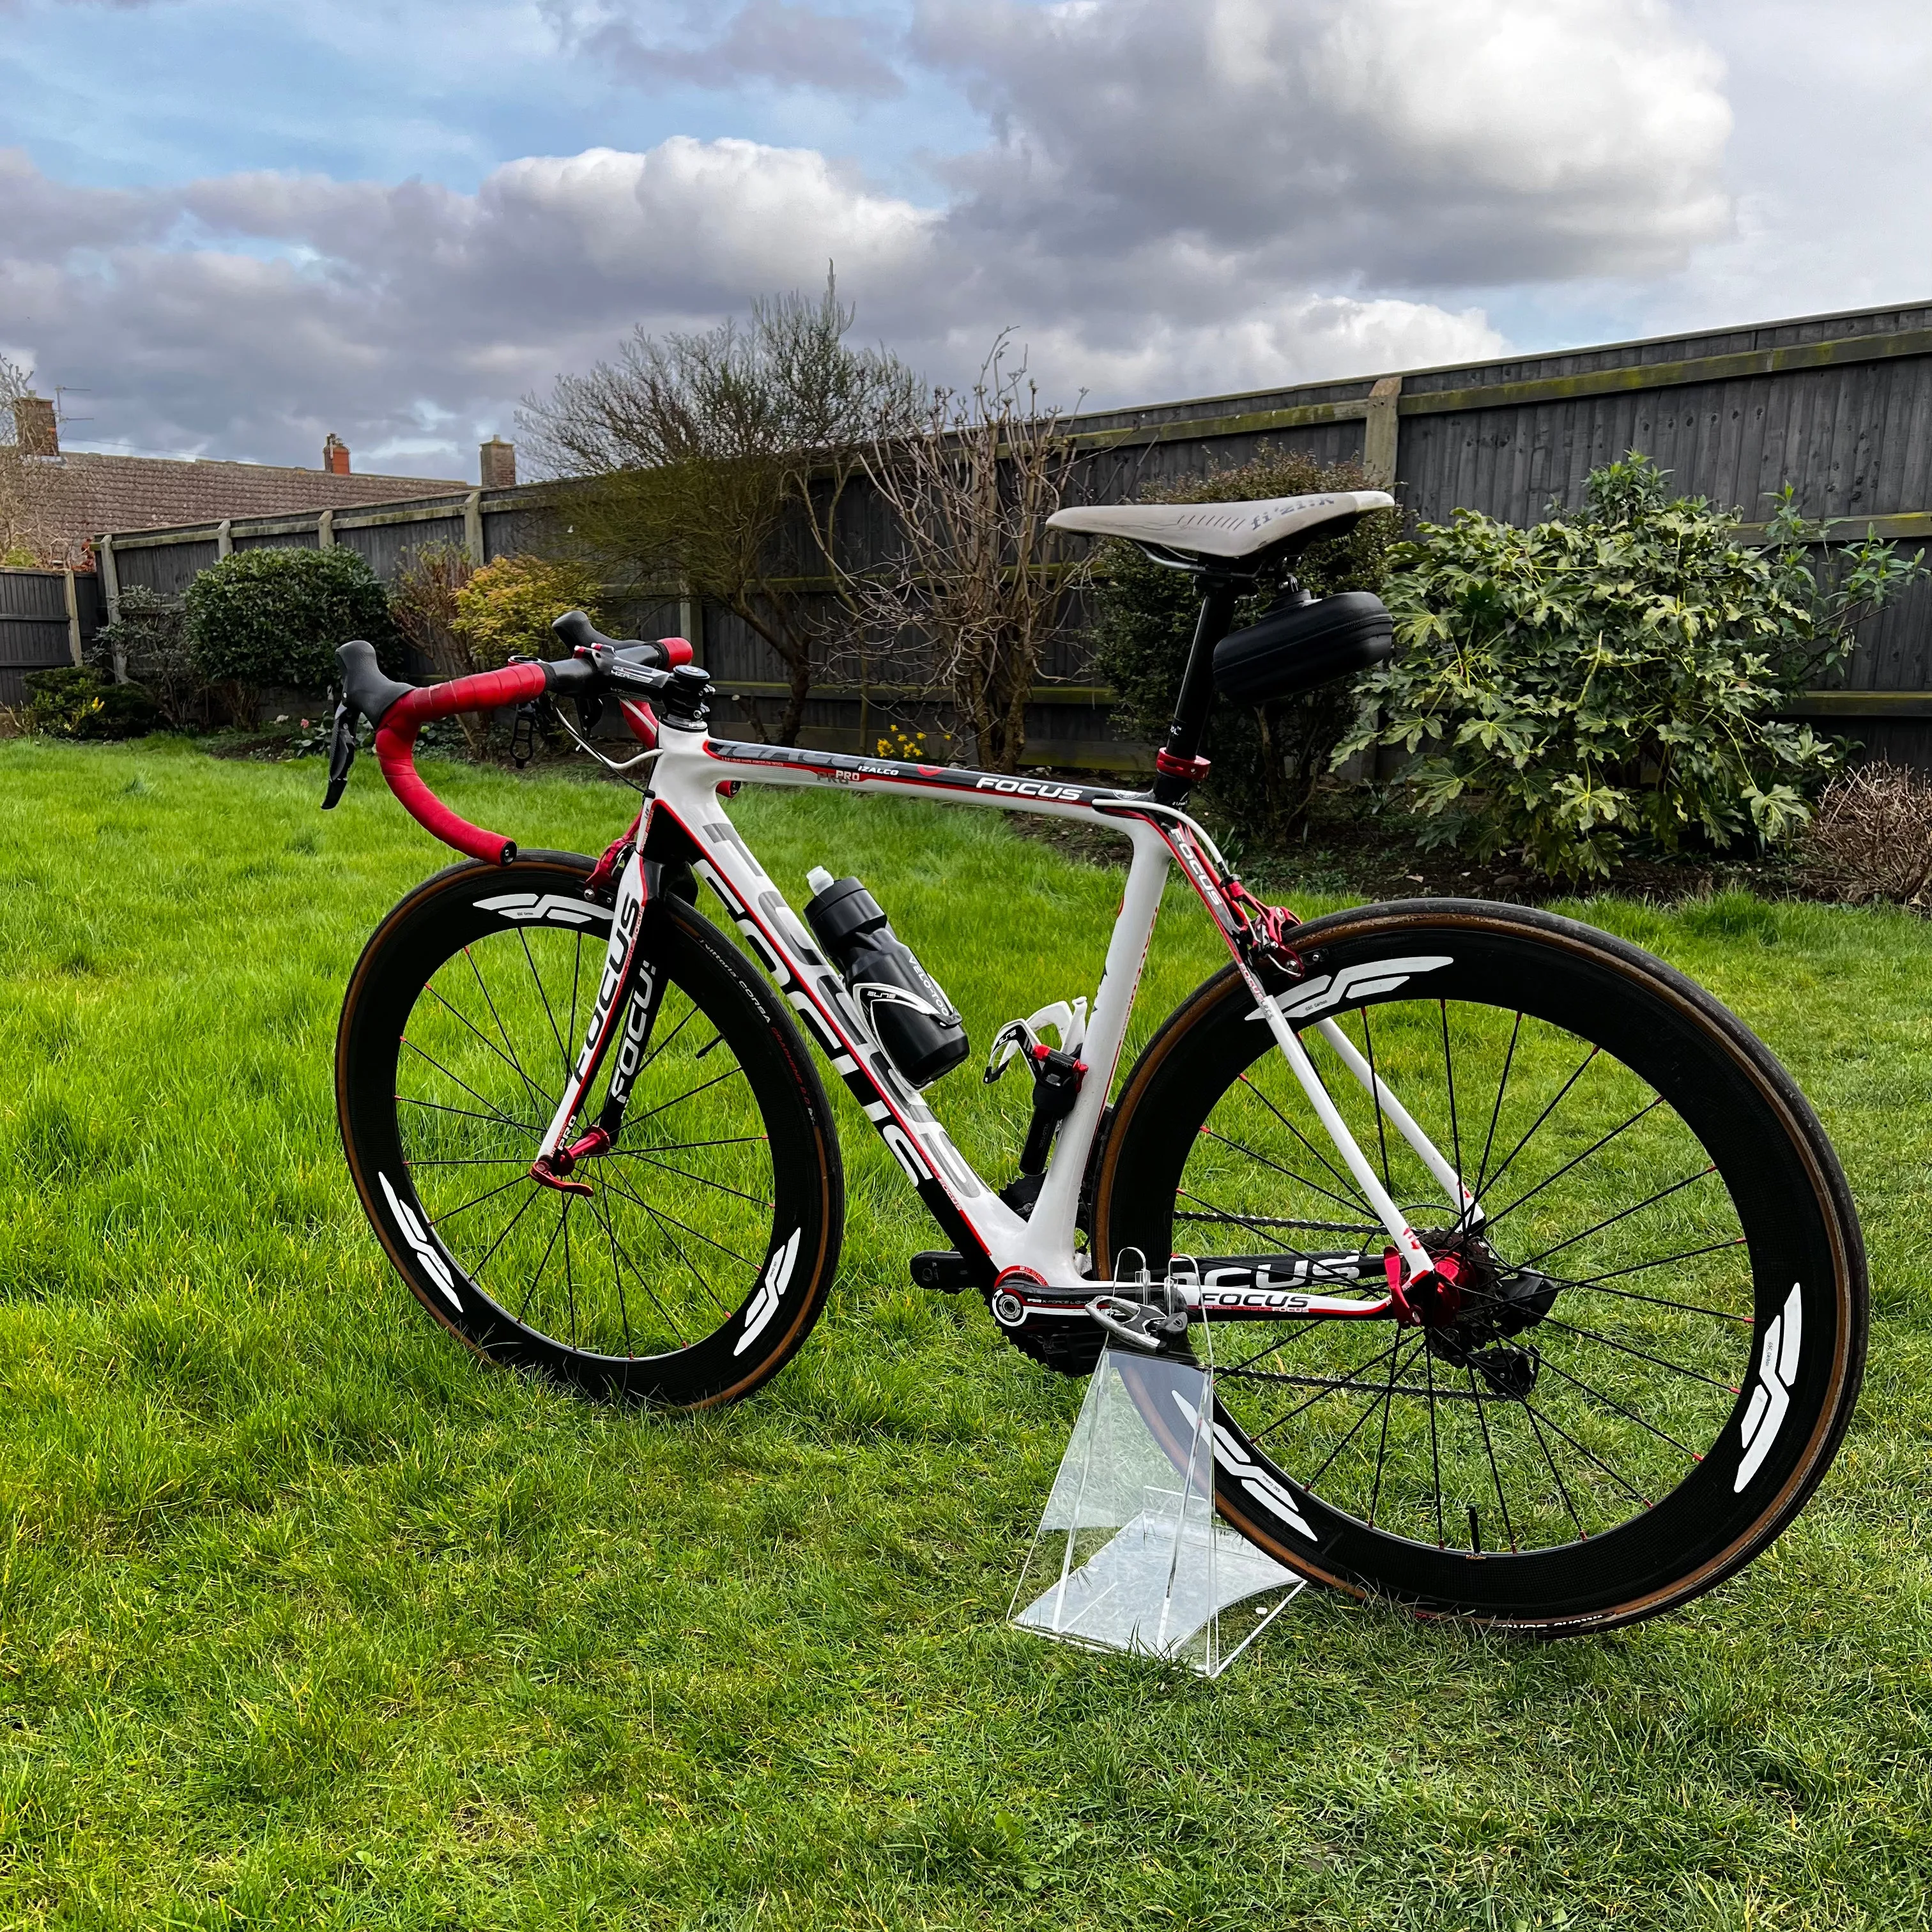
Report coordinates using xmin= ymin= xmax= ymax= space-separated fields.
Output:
xmin=538 ymin=712 xmax=1476 ymax=1340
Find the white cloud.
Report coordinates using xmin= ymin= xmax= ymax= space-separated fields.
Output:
xmin=916 ymin=0 xmax=1732 ymax=285
xmin=1 ymin=0 xmax=1747 ymax=469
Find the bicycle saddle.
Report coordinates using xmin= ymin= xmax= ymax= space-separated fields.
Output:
xmin=1047 ymin=489 xmax=1393 ymax=561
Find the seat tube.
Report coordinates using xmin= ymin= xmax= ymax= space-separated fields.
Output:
xmin=1154 ymin=577 xmax=1238 ymax=806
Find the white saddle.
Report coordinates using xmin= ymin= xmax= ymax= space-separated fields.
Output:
xmin=1047 ymin=490 xmax=1393 ymax=560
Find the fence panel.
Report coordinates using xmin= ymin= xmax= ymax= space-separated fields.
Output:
xmin=0 ymin=567 xmax=99 ymax=706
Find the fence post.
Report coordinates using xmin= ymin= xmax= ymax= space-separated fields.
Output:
xmin=463 ymin=491 xmax=484 ymax=564
xmin=63 ymin=567 xmax=82 ymax=666
xmin=316 ymin=509 xmax=334 ymax=549
xmin=1363 ymin=376 xmax=1402 ymax=489
xmin=217 ymin=518 xmax=233 ymax=558
xmin=97 ymin=534 xmax=123 ymax=678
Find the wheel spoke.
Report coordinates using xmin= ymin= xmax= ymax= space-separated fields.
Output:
xmin=1468 ymin=1357 xmax=1517 ymax=1551
xmin=397 ymin=1093 xmax=540 ymax=1135
xmin=427 ymin=981 xmax=546 ymax=1114
xmin=1236 ymin=1073 xmax=1374 ymax=1215
xmin=1473 ymin=1043 xmax=1599 ymax=1210
xmin=1366 ymin=1335 xmax=1407 ymax=1529
xmin=1512 ymin=1165 xmax=1719 ymax=1271
xmin=463 ymin=946 xmax=549 ymax=1112
xmin=1516 ymin=1395 xmax=1654 ymax=1509
xmin=514 ymin=1201 xmax=569 ymax=1325
xmin=1457 ymin=1278 xmax=1740 ymax=1393
xmin=1440 ymin=1000 xmax=1464 ymax=1204
xmin=601 ymin=1170 xmax=759 ymax=1272
xmin=1530 ymin=1349 xmax=1705 ymax=1462
xmin=1245 ymin=1333 xmax=1407 ymax=1443
xmin=626 ymin=1063 xmax=747 ymax=1125
xmin=582 ymin=1184 xmax=690 ymax=1348
xmin=1424 ymin=1333 xmax=1444 ymax=1547
xmin=622 ymin=1151 xmax=772 ymax=1210
xmin=1474 ymin=1011 xmax=1522 ymax=1199
xmin=401 ymin=1039 xmax=538 ymax=1135
xmin=1479 ymin=1096 xmax=1666 ymax=1232
xmin=422 ymin=1168 xmax=530 ymax=1227
xmin=1197 ymin=1129 xmax=1378 ymax=1224
xmin=518 ymin=928 xmax=572 ymax=1083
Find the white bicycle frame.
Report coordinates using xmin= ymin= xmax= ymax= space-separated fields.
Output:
xmin=535 ymin=713 xmax=1477 ymax=1336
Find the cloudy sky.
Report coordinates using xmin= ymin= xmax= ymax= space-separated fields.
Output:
xmin=1 ymin=0 xmax=1927 ymax=478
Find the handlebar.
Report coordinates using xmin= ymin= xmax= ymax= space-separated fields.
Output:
xmin=324 ymin=612 xmax=699 ymax=866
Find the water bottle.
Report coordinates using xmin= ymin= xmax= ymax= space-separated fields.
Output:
xmin=803 ymin=868 xmax=970 ymax=1087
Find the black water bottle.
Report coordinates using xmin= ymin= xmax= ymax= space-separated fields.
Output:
xmin=803 ymin=869 xmax=970 ymax=1087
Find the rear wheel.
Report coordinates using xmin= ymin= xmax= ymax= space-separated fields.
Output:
xmin=1096 ymin=900 xmax=1866 ymax=1632
xmin=338 ymin=853 xmax=843 ymax=1407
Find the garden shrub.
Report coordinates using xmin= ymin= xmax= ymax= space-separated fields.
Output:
xmin=1091 ymin=450 xmax=1398 ymax=835
xmin=185 ymin=547 xmax=398 ymax=707
xmin=1803 ymin=762 xmax=1932 ymax=906
xmin=24 ymin=665 xmax=158 ymax=739
xmin=452 ymin=555 xmax=607 ymax=668
xmin=88 ymin=586 xmax=203 ymax=730
xmin=1343 ymin=455 xmax=1928 ymax=882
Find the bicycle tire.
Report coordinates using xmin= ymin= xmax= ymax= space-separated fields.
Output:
xmin=337 ymin=852 xmax=844 ymax=1407
xmin=1094 ymin=898 xmax=1866 ymax=1633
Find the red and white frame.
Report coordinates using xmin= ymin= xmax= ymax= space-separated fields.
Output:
xmin=514 ymin=709 xmax=1480 ymax=1338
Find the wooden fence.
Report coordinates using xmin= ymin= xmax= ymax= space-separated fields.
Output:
xmin=0 ymin=567 xmax=101 ymax=707
xmin=96 ymin=298 xmax=1932 ymax=767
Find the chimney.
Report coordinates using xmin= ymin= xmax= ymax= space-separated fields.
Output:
xmin=13 ymin=394 xmax=57 ymax=457
xmin=480 ymin=436 xmax=516 ymax=489
xmin=322 ymin=433 xmax=351 ymax=476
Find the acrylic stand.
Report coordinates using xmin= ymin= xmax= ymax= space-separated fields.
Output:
xmin=1009 ymin=1312 xmax=1305 ymax=1678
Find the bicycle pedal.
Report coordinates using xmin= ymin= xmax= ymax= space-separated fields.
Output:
xmin=911 ymin=1250 xmax=976 ymax=1293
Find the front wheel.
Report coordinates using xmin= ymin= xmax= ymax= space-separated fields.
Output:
xmin=1095 ymin=899 xmax=1866 ymax=1633
xmin=337 ymin=852 xmax=844 ymax=1407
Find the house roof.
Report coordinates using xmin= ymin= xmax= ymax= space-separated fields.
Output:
xmin=21 ymin=451 xmax=466 ymax=565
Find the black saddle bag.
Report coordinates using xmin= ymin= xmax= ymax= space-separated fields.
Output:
xmin=1213 ymin=590 xmax=1394 ymax=703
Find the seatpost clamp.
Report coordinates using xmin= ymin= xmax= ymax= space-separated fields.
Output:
xmin=1154 ymin=749 xmax=1212 ymax=783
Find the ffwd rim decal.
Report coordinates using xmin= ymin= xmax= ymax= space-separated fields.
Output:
xmin=735 ymin=1227 xmax=802 ymax=1356
xmin=475 ymin=891 xmax=611 ymax=929
xmin=1170 ymin=1389 xmax=1319 ymax=1540
xmin=1736 ymin=1282 xmax=1803 ymax=1491
xmin=380 ymin=1171 xmax=463 ymax=1311
xmin=1247 ymin=956 xmax=1455 ymax=1022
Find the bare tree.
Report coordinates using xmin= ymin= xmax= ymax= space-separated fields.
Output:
xmin=850 ymin=341 xmax=1087 ymax=772
xmin=520 ymin=274 xmax=923 ymax=744
xmin=390 ymin=542 xmax=485 ymax=752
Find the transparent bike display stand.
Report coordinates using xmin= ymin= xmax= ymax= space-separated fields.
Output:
xmin=1009 ymin=1310 xmax=1305 ymax=1678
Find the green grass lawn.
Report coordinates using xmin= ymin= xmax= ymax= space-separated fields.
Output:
xmin=1 ymin=734 xmax=1928 ymax=1930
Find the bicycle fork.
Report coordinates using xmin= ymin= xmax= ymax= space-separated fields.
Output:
xmin=529 ymin=845 xmax=667 ymax=1195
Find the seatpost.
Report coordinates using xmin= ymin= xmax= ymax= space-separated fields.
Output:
xmin=1153 ymin=576 xmax=1238 ymax=805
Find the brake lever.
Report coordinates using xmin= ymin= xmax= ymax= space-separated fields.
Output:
xmin=321 ymin=687 xmax=359 ymax=809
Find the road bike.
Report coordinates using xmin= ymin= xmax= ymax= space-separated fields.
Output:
xmin=323 ymin=488 xmax=1867 ymax=1634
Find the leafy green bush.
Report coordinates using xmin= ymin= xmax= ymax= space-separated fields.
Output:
xmin=1342 ymin=454 xmax=1926 ymax=882
xmin=1091 ymin=450 xmax=1398 ymax=834
xmin=185 ymin=548 xmax=398 ymax=705
xmin=23 ymin=666 xmax=158 ymax=739
xmin=452 ymin=555 xmax=607 ymax=668
xmin=88 ymin=586 xmax=203 ymax=730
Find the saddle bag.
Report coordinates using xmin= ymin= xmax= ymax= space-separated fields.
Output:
xmin=1213 ymin=589 xmax=1394 ymax=704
